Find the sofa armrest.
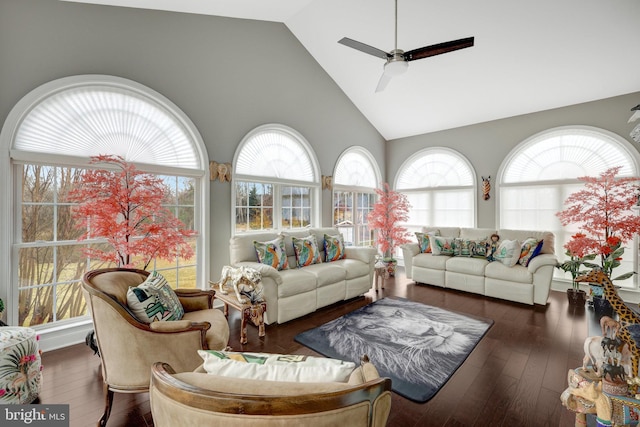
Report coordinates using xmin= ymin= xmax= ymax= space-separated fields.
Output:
xmin=401 ymin=243 xmax=420 ymax=257
xmin=401 ymin=243 xmax=420 ymax=279
xmin=235 ymin=261 xmax=283 ymax=285
xmin=175 ymin=288 xmax=215 ymax=311
xmin=527 ymin=253 xmax=558 ymax=273
xmin=149 ymin=320 xmax=210 ymax=333
xmin=344 ymin=246 xmax=376 ymax=264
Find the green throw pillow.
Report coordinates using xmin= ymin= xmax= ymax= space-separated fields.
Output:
xmin=126 ymin=271 xmax=184 ymax=323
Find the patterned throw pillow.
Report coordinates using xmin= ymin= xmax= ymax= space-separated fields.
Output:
xmin=470 ymin=239 xmax=488 ymax=258
xmin=454 ymin=237 xmax=487 ymax=257
xmin=292 ymin=235 xmax=323 ymax=268
xmin=431 ymin=236 xmax=456 ymax=256
xmin=494 ymin=239 xmax=521 ymax=267
xmin=198 ymin=350 xmax=355 ymax=383
xmin=415 ymin=232 xmax=434 ymax=253
xmin=126 ymin=271 xmax=185 ymax=323
xmin=324 ymin=233 xmax=346 ymax=262
xmin=253 ymin=236 xmax=289 ymax=271
xmin=519 ymin=238 xmax=543 ymax=266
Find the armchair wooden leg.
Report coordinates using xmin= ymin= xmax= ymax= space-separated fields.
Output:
xmin=98 ymin=384 xmax=114 ymax=427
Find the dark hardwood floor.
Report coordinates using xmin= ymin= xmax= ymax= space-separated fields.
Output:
xmin=40 ymin=269 xmax=588 ymax=427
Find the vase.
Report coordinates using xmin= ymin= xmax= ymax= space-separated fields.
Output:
xmin=593 ymin=296 xmax=614 ymax=319
xmin=383 ymin=259 xmax=397 ymax=277
xmin=567 ymin=288 xmax=587 ymax=307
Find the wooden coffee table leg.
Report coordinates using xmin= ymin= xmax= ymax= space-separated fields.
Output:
xmin=257 ymin=303 xmax=266 ymax=337
xmin=240 ymin=306 xmax=249 ymax=345
xmin=223 ymin=302 xmax=229 ymax=318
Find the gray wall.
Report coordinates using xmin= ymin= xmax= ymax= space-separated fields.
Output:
xmin=0 ymin=0 xmax=386 ymax=277
xmin=2 ymin=0 xmax=639 ymax=278
xmin=386 ymin=92 xmax=640 ymax=228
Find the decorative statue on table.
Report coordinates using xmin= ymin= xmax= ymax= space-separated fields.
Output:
xmin=486 ymin=234 xmax=500 ymax=262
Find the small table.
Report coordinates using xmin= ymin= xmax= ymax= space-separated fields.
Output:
xmin=373 ymin=261 xmax=388 ymax=293
xmin=209 ymin=281 xmax=266 ymax=345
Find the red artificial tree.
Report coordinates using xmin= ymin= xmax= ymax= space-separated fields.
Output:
xmin=367 ymin=182 xmax=411 ymax=261
xmin=557 ymin=166 xmax=640 ymax=280
xmin=68 ymin=155 xmax=196 ymax=269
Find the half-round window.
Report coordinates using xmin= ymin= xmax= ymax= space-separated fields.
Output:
xmin=395 ymin=147 xmax=476 ymax=230
xmin=235 ymin=126 xmax=316 ymax=182
xmin=12 ymin=76 xmax=203 ymax=170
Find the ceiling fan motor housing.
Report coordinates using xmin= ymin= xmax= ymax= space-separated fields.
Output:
xmin=385 ymin=50 xmax=408 ymax=76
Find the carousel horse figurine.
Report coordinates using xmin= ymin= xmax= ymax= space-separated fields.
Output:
xmin=568 ymin=379 xmax=612 ymax=427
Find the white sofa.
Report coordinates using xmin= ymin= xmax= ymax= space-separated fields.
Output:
xmin=229 ymin=227 xmax=376 ymax=324
xmin=401 ymin=227 xmax=557 ymax=305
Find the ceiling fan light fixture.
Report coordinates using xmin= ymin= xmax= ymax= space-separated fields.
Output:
xmin=384 ymin=59 xmax=408 ymax=77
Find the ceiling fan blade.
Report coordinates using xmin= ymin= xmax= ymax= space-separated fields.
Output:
xmin=338 ymin=37 xmax=390 ymax=60
xmin=375 ymin=70 xmax=393 ymax=93
xmin=404 ymin=37 xmax=474 ymax=61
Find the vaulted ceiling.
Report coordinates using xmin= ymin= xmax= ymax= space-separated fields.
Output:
xmin=61 ymin=0 xmax=640 ymax=140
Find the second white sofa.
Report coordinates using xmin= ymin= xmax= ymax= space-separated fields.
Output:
xmin=401 ymin=227 xmax=557 ymax=305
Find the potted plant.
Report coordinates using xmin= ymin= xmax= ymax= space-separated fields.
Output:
xmin=367 ymin=182 xmax=411 ymax=276
xmin=556 ymin=233 xmax=599 ymax=306
xmin=0 ymin=297 xmax=5 ymax=326
xmin=556 ymin=166 xmax=640 ymax=312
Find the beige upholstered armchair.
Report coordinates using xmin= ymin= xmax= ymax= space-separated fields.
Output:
xmin=149 ymin=357 xmax=392 ymax=427
xmin=82 ymin=268 xmax=230 ymax=427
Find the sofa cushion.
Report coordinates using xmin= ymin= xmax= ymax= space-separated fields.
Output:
xmin=445 ymin=256 xmax=489 ymax=276
xmin=330 ymin=258 xmax=370 ymax=280
xmin=518 ymin=238 xmax=543 ymax=266
xmin=485 ymin=262 xmax=532 ymax=283
xmin=453 ymin=237 xmax=488 ymax=257
xmin=423 ymin=226 xmax=460 ymax=238
xmin=198 ymin=350 xmax=356 ymax=383
xmin=415 ymin=232 xmax=434 ymax=253
xmin=494 ymin=239 xmax=521 ymax=267
xmin=431 ymin=236 xmax=456 ymax=256
xmin=230 ymin=231 xmax=280 ymax=264
xmin=292 ymin=235 xmax=323 ymax=267
xmin=126 ymin=271 xmax=184 ymax=323
xmin=460 ymin=227 xmax=496 ymax=240
xmin=323 ymin=233 xmax=346 ymax=262
xmin=179 ymin=370 xmax=354 ymax=395
xmin=498 ymin=229 xmax=555 ymax=255
xmin=277 ymin=269 xmax=317 ymax=297
xmin=413 ymin=253 xmax=448 ymax=270
xmin=254 ymin=236 xmax=289 ymax=270
xmin=281 ymin=230 xmax=311 ymax=258
xmin=300 ymin=262 xmax=346 ymax=287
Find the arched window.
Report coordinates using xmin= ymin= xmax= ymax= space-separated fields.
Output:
xmin=396 ymin=147 xmax=476 ymax=232
xmin=0 ymin=75 xmax=208 ymax=343
xmin=233 ymin=124 xmax=320 ymax=233
xmin=498 ymin=126 xmax=640 ymax=287
xmin=332 ymin=147 xmax=381 ymax=246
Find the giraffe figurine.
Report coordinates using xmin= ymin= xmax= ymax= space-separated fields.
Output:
xmin=577 ymin=268 xmax=640 ymax=379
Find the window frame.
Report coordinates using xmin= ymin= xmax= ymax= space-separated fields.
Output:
xmin=0 ymin=75 xmax=209 ymax=349
xmin=331 ymin=147 xmax=381 ymax=247
xmin=232 ymin=124 xmax=321 ymax=235
xmin=497 ymin=125 xmax=640 ymax=288
xmin=395 ymin=147 xmax=477 ymax=230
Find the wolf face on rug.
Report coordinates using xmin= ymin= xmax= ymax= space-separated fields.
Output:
xmin=295 ymin=297 xmax=493 ymax=402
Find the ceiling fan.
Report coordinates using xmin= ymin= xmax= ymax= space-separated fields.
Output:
xmin=338 ymin=0 xmax=474 ymax=92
